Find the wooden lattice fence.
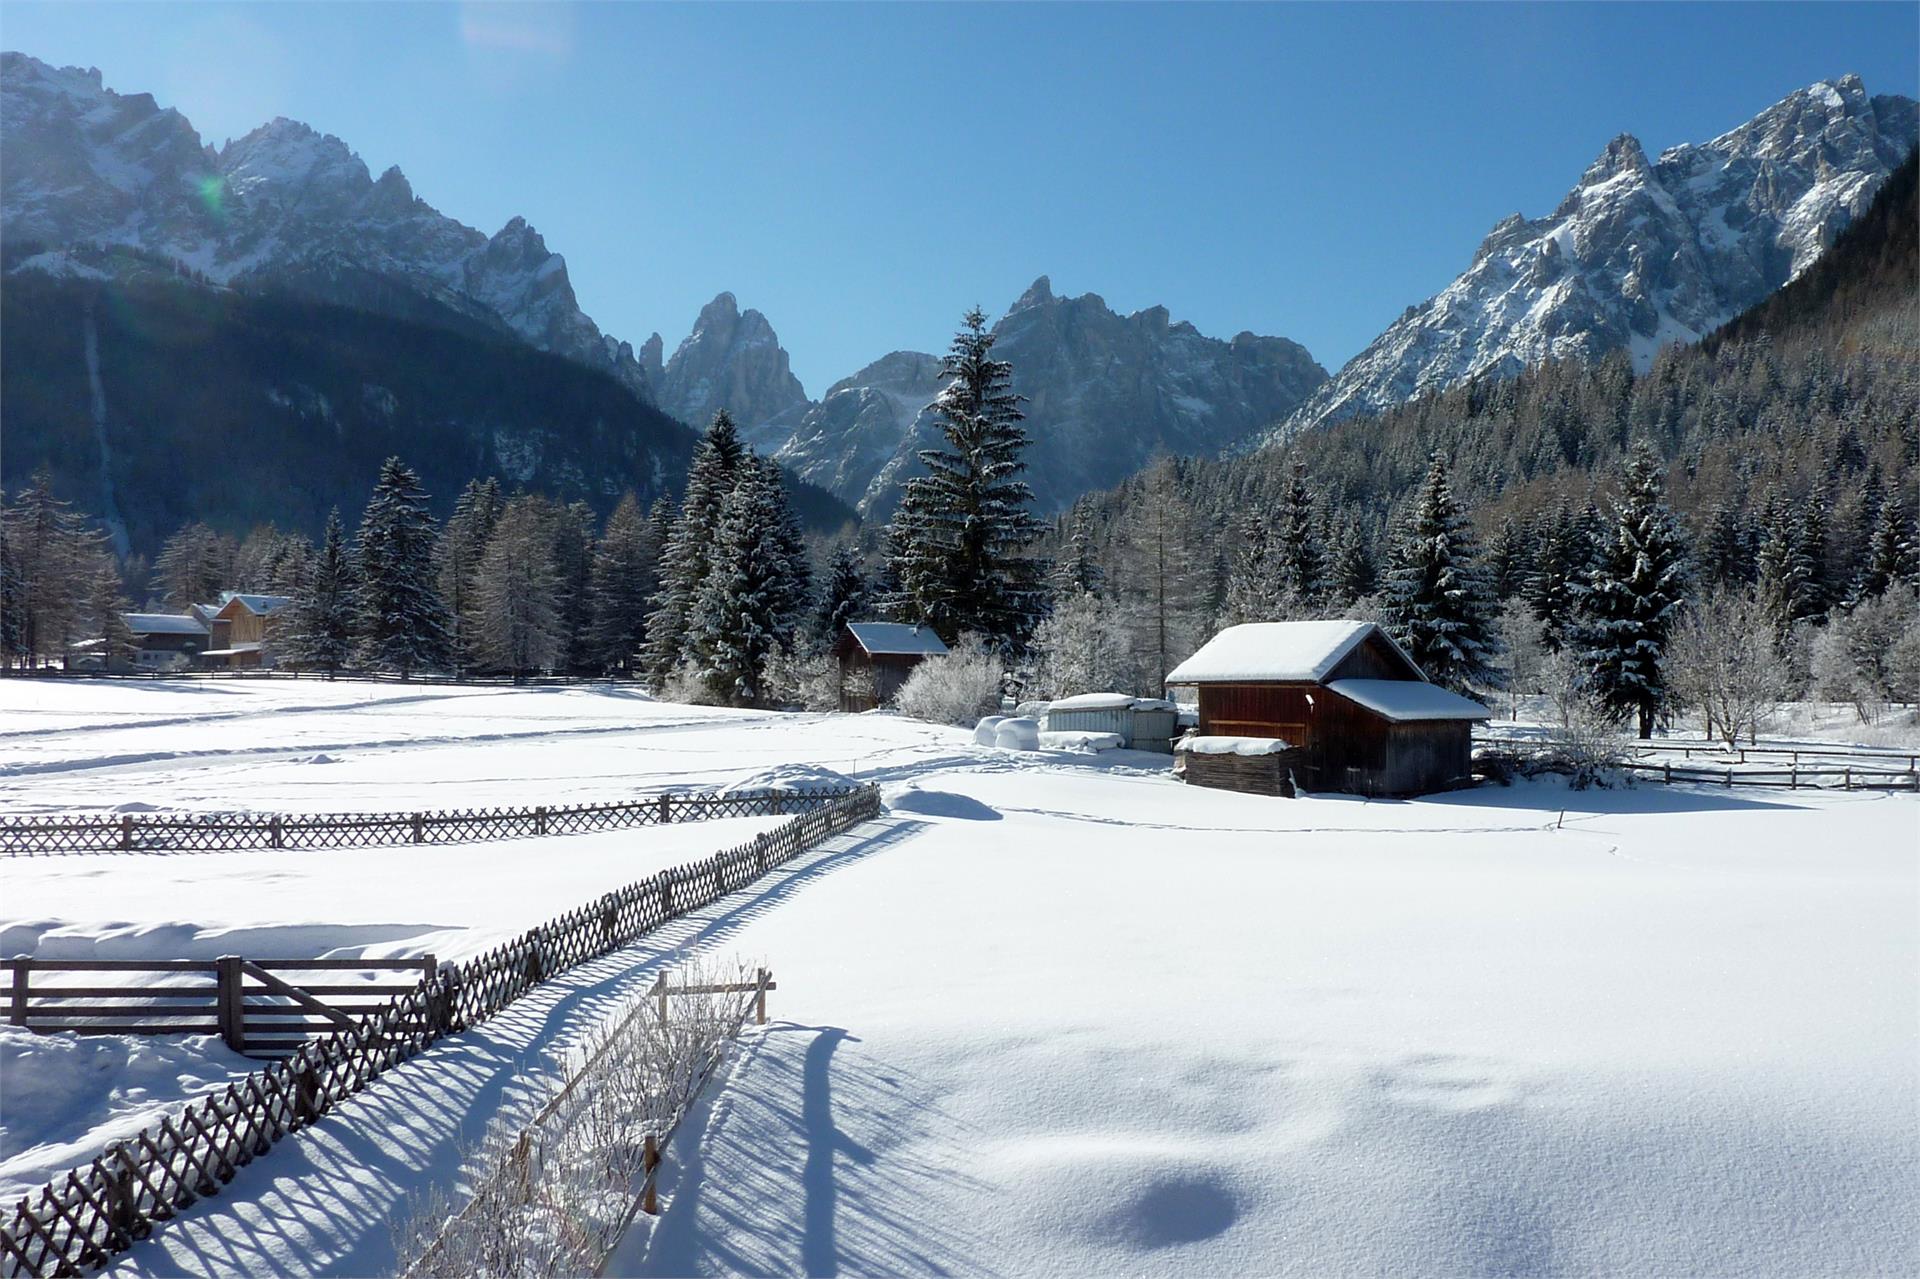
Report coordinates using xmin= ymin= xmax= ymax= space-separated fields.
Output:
xmin=0 ymin=788 xmax=844 ymax=856
xmin=0 ymin=784 xmax=882 ymax=1278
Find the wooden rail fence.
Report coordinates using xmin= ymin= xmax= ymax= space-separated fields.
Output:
xmin=1476 ymin=733 xmax=1919 ymax=771
xmin=1622 ymin=761 xmax=1920 ymax=791
xmin=5 ymin=958 xmax=439 ymax=1057
xmin=0 ymin=787 xmax=845 ymax=857
xmin=0 ymin=783 xmax=883 ymax=1278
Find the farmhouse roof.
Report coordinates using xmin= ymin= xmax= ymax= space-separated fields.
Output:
xmin=1164 ymin=620 xmax=1422 ymax=685
xmin=123 ymin=613 xmax=210 ymax=636
xmin=215 ymin=594 xmax=294 ymax=619
xmin=1326 ymin=679 xmax=1492 ymax=722
xmin=846 ymin=622 xmax=948 ymax=657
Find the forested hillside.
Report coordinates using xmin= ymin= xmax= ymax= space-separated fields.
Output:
xmin=0 ymin=269 xmax=855 ymax=561
xmin=1066 ymin=148 xmax=1918 ymax=603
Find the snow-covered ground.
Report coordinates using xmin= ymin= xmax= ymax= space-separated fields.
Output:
xmin=1 ymin=679 xmax=1915 ymax=1275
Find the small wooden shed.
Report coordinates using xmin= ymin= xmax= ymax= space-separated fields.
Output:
xmin=834 ymin=622 xmax=949 ymax=711
xmin=1164 ymin=620 xmax=1490 ymax=796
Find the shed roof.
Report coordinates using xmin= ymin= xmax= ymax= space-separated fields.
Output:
xmin=846 ymin=622 xmax=948 ymax=657
xmin=123 ymin=613 xmax=209 ymax=636
xmin=1049 ymin=693 xmax=1178 ymax=712
xmin=1325 ymin=679 xmax=1491 ymax=722
xmin=1164 ymin=620 xmax=1421 ymax=685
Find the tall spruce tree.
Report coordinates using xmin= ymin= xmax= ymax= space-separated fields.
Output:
xmin=587 ymin=492 xmax=661 ymax=674
xmin=353 ymin=457 xmax=449 ymax=679
xmin=287 ymin=508 xmax=357 ymax=678
xmin=1855 ymin=494 xmax=1918 ymax=600
xmin=1221 ymin=508 xmax=1279 ymax=624
xmin=1574 ymin=442 xmax=1690 ymax=738
xmin=688 ymin=456 xmax=808 ymax=705
xmin=1273 ymin=460 xmax=1323 ymax=602
xmin=1055 ymin=503 xmax=1105 ymax=597
xmin=885 ymin=308 xmax=1045 ymax=647
xmin=1379 ymin=451 xmax=1504 ymax=694
xmin=1329 ymin=520 xmax=1377 ymax=605
xmin=818 ymin=544 xmax=868 ymax=641
xmin=549 ymin=500 xmax=598 ymax=672
xmin=643 ymin=412 xmax=744 ymax=687
xmin=1527 ymin=502 xmax=1588 ymax=652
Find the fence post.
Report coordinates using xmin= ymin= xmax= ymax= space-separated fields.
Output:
xmin=411 ymin=813 xmax=425 ymax=845
xmin=1844 ymin=767 xmax=1852 ymax=791
xmin=535 ymin=806 xmax=548 ymax=837
xmin=216 ymin=955 xmax=246 ymax=1054
xmin=653 ymin=970 xmax=670 ymax=1022
xmin=658 ymin=793 xmax=672 ymax=825
xmin=120 ymin=815 xmax=134 ymax=852
xmin=1790 ymin=766 xmax=1796 ymax=790
xmin=642 ymin=1134 xmax=661 ymax=1215
xmin=10 ymin=957 xmax=28 ymax=1026
xmin=107 ymin=1145 xmax=138 ymax=1246
xmin=293 ymin=1055 xmax=322 ymax=1124
xmin=270 ymin=815 xmax=283 ymax=850
xmin=755 ymin=968 xmax=769 ymax=1026
xmin=1663 ymin=762 xmax=1671 ymax=785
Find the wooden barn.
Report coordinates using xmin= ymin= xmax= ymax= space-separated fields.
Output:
xmin=200 ymin=593 xmax=293 ymax=669
xmin=834 ymin=622 xmax=949 ymax=711
xmin=1165 ymin=619 xmax=1491 ymax=796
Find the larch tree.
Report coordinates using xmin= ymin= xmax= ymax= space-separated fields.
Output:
xmin=439 ymin=477 xmax=503 ymax=676
xmin=87 ymin=563 xmax=138 ymax=670
xmin=152 ymin=522 xmax=234 ymax=610
xmin=644 ymin=411 xmax=744 ymax=687
xmin=1574 ymin=442 xmax=1690 ymax=738
xmin=587 ymin=492 xmax=661 ymax=675
xmin=353 ymin=457 xmax=449 ymax=679
xmin=1379 ymin=451 xmax=1505 ymax=694
xmin=2 ymin=470 xmax=102 ymax=668
xmin=472 ymin=496 xmax=563 ymax=678
xmin=885 ymin=308 xmax=1045 ymax=648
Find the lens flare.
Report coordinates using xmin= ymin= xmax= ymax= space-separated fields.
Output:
xmin=196 ymin=175 xmax=225 ymax=218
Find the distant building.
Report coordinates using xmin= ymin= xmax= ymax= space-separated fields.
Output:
xmin=1165 ymin=619 xmax=1491 ymax=797
xmin=200 ymin=593 xmax=294 ymax=669
xmin=834 ymin=622 xmax=948 ymax=711
xmin=1043 ymin=694 xmax=1181 ymax=753
xmin=123 ymin=613 xmax=211 ymax=671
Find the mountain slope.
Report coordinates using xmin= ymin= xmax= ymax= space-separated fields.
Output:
xmin=656 ymin=292 xmax=812 ymax=450
xmin=0 ymin=52 xmax=655 ymax=402
xmin=0 ymin=270 xmax=856 ymax=559
xmin=773 ymin=277 xmax=1327 ymax=516
xmin=1279 ymin=75 xmax=1917 ymax=436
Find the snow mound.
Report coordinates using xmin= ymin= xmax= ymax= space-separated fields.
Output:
xmin=1175 ymin=735 xmax=1292 ymax=756
xmin=973 ymin=716 xmax=1008 ymax=746
xmin=1040 ymin=731 xmax=1124 ymax=753
xmin=713 ymin=763 xmax=856 ymax=795
xmin=993 ymin=718 xmax=1041 ymax=751
xmin=301 ymin=753 xmax=341 ymax=765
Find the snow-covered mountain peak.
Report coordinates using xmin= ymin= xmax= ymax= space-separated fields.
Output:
xmin=1010 ymin=275 xmax=1055 ymax=311
xmin=1278 ymin=75 xmax=1917 ymax=437
xmin=0 ymin=52 xmax=655 ymax=401
xmin=657 ymin=291 xmax=810 ymax=444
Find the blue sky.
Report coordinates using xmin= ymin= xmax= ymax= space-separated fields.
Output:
xmin=4 ymin=2 xmax=1915 ymax=394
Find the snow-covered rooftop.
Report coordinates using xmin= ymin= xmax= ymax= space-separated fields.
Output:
xmin=122 ymin=613 xmax=208 ymax=636
xmin=218 ymin=594 xmax=293 ymax=617
xmin=1175 ymin=735 xmax=1293 ymax=755
xmin=1165 ymin=620 xmax=1418 ymax=685
xmin=1327 ymin=679 xmax=1492 ymax=722
xmin=846 ymin=622 xmax=948 ymax=657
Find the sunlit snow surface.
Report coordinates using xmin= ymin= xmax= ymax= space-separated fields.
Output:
xmin=0 ymin=679 xmax=1913 ymax=1276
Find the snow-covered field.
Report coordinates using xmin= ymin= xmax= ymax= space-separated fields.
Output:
xmin=2 ymin=679 xmax=1915 ymax=1275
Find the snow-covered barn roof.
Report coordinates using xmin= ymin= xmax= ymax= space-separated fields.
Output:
xmin=123 ymin=613 xmax=209 ymax=636
xmin=1164 ymin=620 xmax=1422 ymax=685
xmin=216 ymin=594 xmax=293 ymax=618
xmin=1325 ymin=679 xmax=1491 ymax=722
xmin=846 ymin=622 xmax=948 ymax=657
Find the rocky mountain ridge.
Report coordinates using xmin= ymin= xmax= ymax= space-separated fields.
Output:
xmin=1277 ymin=75 xmax=1918 ymax=436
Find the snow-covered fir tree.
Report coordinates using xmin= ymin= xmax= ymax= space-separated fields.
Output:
xmin=1328 ymin=519 xmax=1377 ymax=605
xmin=1221 ymin=508 xmax=1280 ymax=624
xmin=1696 ymin=501 xmax=1750 ymax=589
xmin=643 ymin=411 xmax=744 ymax=687
xmin=687 ymin=456 xmax=808 ymax=705
xmin=1487 ymin=516 xmax=1526 ymax=600
xmin=1796 ymin=490 xmax=1834 ymax=620
xmin=549 ymin=500 xmax=598 ymax=672
xmin=353 ymin=457 xmax=449 ymax=679
xmin=885 ymin=308 xmax=1045 ymax=647
xmin=438 ymin=477 xmax=503 ymax=676
xmin=1854 ymin=494 xmax=1917 ymax=601
xmin=1054 ymin=503 xmax=1104 ymax=597
xmin=1272 ymin=460 xmax=1323 ymax=602
xmin=586 ymin=492 xmax=662 ymax=674
xmin=1573 ymin=442 xmax=1689 ymax=738
xmin=818 ymin=544 xmax=868 ymax=641
xmin=1379 ymin=451 xmax=1504 ymax=694
xmin=1526 ymin=502 xmax=1589 ymax=651
xmin=1756 ymin=489 xmax=1817 ymax=628
xmin=286 ymin=508 xmax=356 ymax=678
